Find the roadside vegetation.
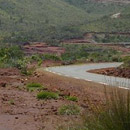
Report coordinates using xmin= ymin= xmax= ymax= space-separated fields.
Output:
xmin=61 ymin=44 xmax=122 ymax=64
xmin=84 ymin=89 xmax=130 ymax=130
xmin=59 ymin=88 xmax=130 ymax=130
xmin=58 ymin=104 xmax=80 ymax=115
xmin=65 ymin=96 xmax=78 ymax=102
xmin=0 ymin=45 xmax=35 ymax=75
xmin=122 ymin=56 xmax=130 ymax=68
xmin=26 ymin=83 xmax=43 ymax=91
xmin=0 ymin=43 xmax=123 ymax=74
xmin=0 ymin=44 xmax=23 ymax=68
xmin=8 ymin=99 xmax=15 ymax=105
xmin=37 ymin=91 xmax=59 ymax=100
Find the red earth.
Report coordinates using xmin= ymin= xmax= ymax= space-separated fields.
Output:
xmin=23 ymin=42 xmax=65 ymax=56
xmin=89 ymin=67 xmax=130 ymax=79
xmin=0 ymin=67 xmax=109 ymax=130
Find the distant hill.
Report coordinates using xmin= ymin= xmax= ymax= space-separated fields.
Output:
xmin=80 ymin=4 xmax=130 ymax=32
xmin=0 ymin=0 xmax=88 ymax=43
xmin=63 ymin=0 xmax=128 ymax=18
xmin=0 ymin=0 xmax=130 ymax=43
xmin=92 ymin=0 xmax=130 ymax=3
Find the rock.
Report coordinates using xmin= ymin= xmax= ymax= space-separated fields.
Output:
xmin=0 ymin=82 xmax=6 ymax=87
xmin=15 ymin=117 xmax=19 ymax=119
xmin=59 ymin=93 xmax=66 ymax=96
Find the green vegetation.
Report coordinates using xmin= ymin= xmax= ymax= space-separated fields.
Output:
xmin=0 ymin=44 xmax=32 ymax=74
xmin=27 ymin=83 xmax=43 ymax=91
xmin=0 ymin=44 xmax=24 ymax=67
xmin=31 ymin=53 xmax=61 ymax=62
xmin=8 ymin=99 xmax=15 ymax=105
xmin=122 ymin=56 xmax=130 ymax=68
xmin=84 ymin=89 xmax=130 ymax=130
xmin=65 ymin=96 xmax=78 ymax=102
xmin=42 ymin=54 xmax=61 ymax=61
xmin=59 ymin=89 xmax=130 ymax=130
xmin=15 ymin=57 xmax=32 ymax=75
xmin=94 ymin=34 xmax=130 ymax=43
xmin=64 ymin=0 xmax=127 ymax=18
xmin=58 ymin=104 xmax=80 ymax=115
xmin=0 ymin=43 xmax=123 ymax=71
xmin=0 ymin=45 xmax=44 ymax=74
xmin=31 ymin=54 xmax=43 ymax=67
xmin=0 ymin=0 xmax=87 ymax=43
xmin=61 ymin=44 xmax=122 ymax=63
xmin=37 ymin=91 xmax=59 ymax=100
xmin=81 ymin=6 xmax=130 ymax=33
xmin=0 ymin=0 xmax=130 ymax=43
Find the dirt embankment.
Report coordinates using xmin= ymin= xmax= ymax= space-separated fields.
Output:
xmin=23 ymin=42 xmax=65 ymax=55
xmin=0 ymin=67 xmax=108 ymax=130
xmin=89 ymin=67 xmax=130 ymax=79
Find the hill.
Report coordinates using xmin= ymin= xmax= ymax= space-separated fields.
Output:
xmin=0 ymin=0 xmax=89 ymax=43
xmin=80 ymin=5 xmax=130 ymax=32
xmin=0 ymin=0 xmax=130 ymax=43
xmin=63 ymin=0 xmax=129 ymax=17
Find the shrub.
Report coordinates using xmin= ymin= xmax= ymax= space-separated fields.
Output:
xmin=15 ymin=57 xmax=30 ymax=75
xmin=65 ymin=96 xmax=78 ymax=102
xmin=111 ymin=55 xmax=122 ymax=62
xmin=31 ymin=54 xmax=43 ymax=66
xmin=122 ymin=56 xmax=130 ymax=68
xmin=27 ymin=83 xmax=43 ymax=91
xmin=43 ymin=54 xmax=61 ymax=61
xmin=58 ymin=104 xmax=80 ymax=115
xmin=0 ymin=45 xmax=24 ymax=68
xmin=8 ymin=99 xmax=15 ymax=105
xmin=37 ymin=91 xmax=59 ymax=99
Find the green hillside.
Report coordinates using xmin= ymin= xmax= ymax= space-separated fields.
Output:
xmin=0 ymin=0 xmax=88 ymax=43
xmin=63 ymin=0 xmax=128 ymax=18
xmin=80 ymin=5 xmax=130 ymax=32
xmin=0 ymin=0 xmax=130 ymax=44
xmin=63 ymin=0 xmax=130 ymax=33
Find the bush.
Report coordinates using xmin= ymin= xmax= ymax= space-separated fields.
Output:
xmin=65 ymin=96 xmax=78 ymax=102
xmin=0 ymin=45 xmax=24 ymax=67
xmin=58 ymin=104 xmax=80 ymax=115
xmin=37 ymin=91 xmax=59 ymax=99
xmin=15 ymin=57 xmax=30 ymax=75
xmin=122 ymin=56 xmax=130 ymax=68
xmin=8 ymin=99 xmax=15 ymax=105
xmin=27 ymin=83 xmax=43 ymax=91
xmin=43 ymin=54 xmax=61 ymax=61
xmin=31 ymin=54 xmax=43 ymax=67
